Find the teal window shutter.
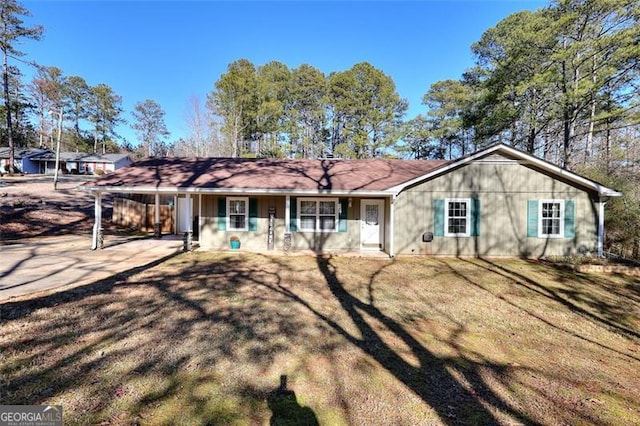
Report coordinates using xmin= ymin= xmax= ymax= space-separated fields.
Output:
xmin=217 ymin=197 xmax=227 ymax=231
xmin=564 ymin=199 xmax=575 ymax=238
xmin=527 ymin=199 xmax=538 ymax=238
xmin=471 ymin=198 xmax=481 ymax=237
xmin=338 ymin=198 xmax=348 ymax=232
xmin=290 ymin=197 xmax=297 ymax=232
xmin=434 ymin=199 xmax=444 ymax=237
xmin=249 ymin=198 xmax=258 ymax=231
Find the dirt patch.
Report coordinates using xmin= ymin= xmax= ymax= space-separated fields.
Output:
xmin=0 ymin=175 xmax=116 ymax=241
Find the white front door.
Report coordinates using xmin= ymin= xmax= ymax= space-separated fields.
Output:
xmin=360 ymin=199 xmax=384 ymax=250
xmin=177 ymin=197 xmax=193 ymax=233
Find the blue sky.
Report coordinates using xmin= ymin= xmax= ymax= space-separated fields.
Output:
xmin=20 ymin=0 xmax=546 ymax=148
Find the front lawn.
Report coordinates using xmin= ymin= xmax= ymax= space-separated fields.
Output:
xmin=1 ymin=253 xmax=638 ymax=425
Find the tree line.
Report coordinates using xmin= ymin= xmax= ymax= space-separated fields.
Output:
xmin=0 ymin=0 xmax=171 ymax=170
xmin=3 ymin=0 xmax=637 ymax=168
xmin=410 ymin=0 xmax=639 ymax=171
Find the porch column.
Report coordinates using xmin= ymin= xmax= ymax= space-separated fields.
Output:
xmin=198 ymin=194 xmax=202 ymax=242
xmin=173 ymin=195 xmax=178 ymax=234
xmin=183 ymin=193 xmax=193 ymax=251
xmin=91 ymin=192 xmax=103 ymax=250
xmin=185 ymin=193 xmax=192 ymax=231
xmin=389 ymin=195 xmax=396 ymax=258
xmin=284 ymin=195 xmax=292 ymax=251
xmin=285 ymin=195 xmax=291 ymax=232
xmin=597 ymin=198 xmax=607 ymax=257
xmin=154 ymin=193 xmax=161 ymax=238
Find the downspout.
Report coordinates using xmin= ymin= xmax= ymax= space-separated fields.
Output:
xmin=389 ymin=194 xmax=396 ymax=258
xmin=597 ymin=197 xmax=607 ymax=257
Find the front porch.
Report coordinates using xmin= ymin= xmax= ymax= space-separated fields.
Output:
xmin=90 ymin=191 xmax=395 ymax=257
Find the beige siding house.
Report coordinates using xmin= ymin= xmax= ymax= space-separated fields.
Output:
xmin=81 ymin=144 xmax=621 ymax=257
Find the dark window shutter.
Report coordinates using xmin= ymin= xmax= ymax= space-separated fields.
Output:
xmin=338 ymin=198 xmax=348 ymax=232
xmin=217 ymin=197 xmax=226 ymax=231
xmin=249 ymin=198 xmax=258 ymax=231
xmin=471 ymin=198 xmax=481 ymax=237
xmin=434 ymin=199 xmax=444 ymax=237
xmin=527 ymin=199 xmax=538 ymax=238
xmin=290 ymin=197 xmax=297 ymax=232
xmin=564 ymin=199 xmax=575 ymax=238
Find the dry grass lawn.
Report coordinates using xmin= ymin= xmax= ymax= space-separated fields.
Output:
xmin=1 ymin=252 xmax=639 ymax=425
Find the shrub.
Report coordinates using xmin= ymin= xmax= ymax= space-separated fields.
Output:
xmin=94 ymin=169 xmax=105 ymax=176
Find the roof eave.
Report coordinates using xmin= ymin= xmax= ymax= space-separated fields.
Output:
xmin=78 ymin=185 xmax=395 ymax=197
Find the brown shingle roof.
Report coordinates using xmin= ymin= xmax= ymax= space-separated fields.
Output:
xmin=85 ymin=157 xmax=449 ymax=193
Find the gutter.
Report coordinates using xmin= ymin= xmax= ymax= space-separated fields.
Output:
xmin=78 ymin=185 xmax=396 ymax=198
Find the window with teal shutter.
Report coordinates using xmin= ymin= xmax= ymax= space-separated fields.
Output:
xmin=434 ymin=199 xmax=444 ymax=237
xmin=217 ymin=197 xmax=226 ymax=231
xmin=471 ymin=198 xmax=481 ymax=237
xmin=249 ymin=198 xmax=258 ymax=231
xmin=338 ymin=198 xmax=348 ymax=232
xmin=289 ymin=197 xmax=297 ymax=232
xmin=564 ymin=199 xmax=575 ymax=238
xmin=527 ymin=199 xmax=538 ymax=237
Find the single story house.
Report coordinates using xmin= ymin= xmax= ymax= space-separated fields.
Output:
xmin=80 ymin=144 xmax=621 ymax=257
xmin=30 ymin=152 xmax=132 ymax=175
xmin=0 ymin=147 xmax=51 ymax=173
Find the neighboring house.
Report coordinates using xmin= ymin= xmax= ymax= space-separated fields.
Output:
xmin=0 ymin=147 xmax=51 ymax=173
xmin=30 ymin=152 xmax=132 ymax=175
xmin=81 ymin=144 xmax=622 ymax=257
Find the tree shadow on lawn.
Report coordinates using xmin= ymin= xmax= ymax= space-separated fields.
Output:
xmin=5 ymin=253 xmax=634 ymax=425
xmin=465 ymin=258 xmax=640 ymax=342
xmin=0 ymin=254 xmax=326 ymax=424
xmin=309 ymin=255 xmax=540 ymax=426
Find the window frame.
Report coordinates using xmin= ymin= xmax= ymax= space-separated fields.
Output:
xmin=444 ymin=198 xmax=471 ymax=237
xmin=227 ymin=196 xmax=249 ymax=232
xmin=297 ymin=197 xmax=339 ymax=233
xmin=538 ymin=199 xmax=564 ymax=238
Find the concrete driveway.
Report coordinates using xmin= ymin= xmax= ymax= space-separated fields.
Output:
xmin=0 ymin=235 xmax=184 ymax=301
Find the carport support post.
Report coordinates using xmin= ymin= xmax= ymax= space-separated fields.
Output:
xmin=154 ymin=193 xmax=161 ymax=238
xmin=183 ymin=193 xmax=193 ymax=252
xmin=389 ymin=195 xmax=395 ymax=258
xmin=91 ymin=192 xmax=103 ymax=250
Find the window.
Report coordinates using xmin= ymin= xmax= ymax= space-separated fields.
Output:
xmin=298 ymin=198 xmax=338 ymax=232
xmin=444 ymin=198 xmax=470 ymax=237
xmin=539 ymin=200 xmax=564 ymax=238
xmin=227 ymin=197 xmax=248 ymax=231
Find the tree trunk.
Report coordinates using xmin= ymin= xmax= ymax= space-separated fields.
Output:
xmin=3 ymin=46 xmax=15 ymax=173
xmin=605 ymin=119 xmax=612 ymax=173
xmin=12 ymin=84 xmax=21 ymax=147
xmin=585 ymin=55 xmax=597 ymax=160
xmin=527 ymin=127 xmax=536 ymax=154
xmin=563 ymin=107 xmax=572 ymax=169
xmin=561 ymin=60 xmax=575 ymax=169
